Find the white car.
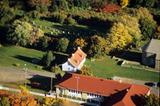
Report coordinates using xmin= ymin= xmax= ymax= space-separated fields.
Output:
xmin=0 ymin=85 xmax=3 ymax=89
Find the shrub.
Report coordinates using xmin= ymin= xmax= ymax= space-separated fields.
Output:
xmin=144 ymin=94 xmax=160 ymax=106
xmin=65 ymin=16 xmax=77 ymax=25
xmin=13 ymin=63 xmax=20 ymax=67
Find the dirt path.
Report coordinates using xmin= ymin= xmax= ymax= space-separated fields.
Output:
xmin=0 ymin=66 xmax=55 ymax=82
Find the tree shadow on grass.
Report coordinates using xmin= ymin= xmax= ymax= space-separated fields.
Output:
xmin=112 ymin=50 xmax=142 ymax=63
xmin=13 ymin=55 xmax=41 ymax=65
xmin=28 ymin=75 xmax=56 ymax=91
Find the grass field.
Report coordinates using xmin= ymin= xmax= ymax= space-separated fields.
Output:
xmin=0 ymin=46 xmax=44 ymax=71
xmin=0 ymin=46 xmax=159 ymax=82
xmin=86 ymin=57 xmax=160 ymax=82
xmin=33 ymin=19 xmax=97 ymax=37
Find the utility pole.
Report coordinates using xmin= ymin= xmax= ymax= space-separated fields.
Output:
xmin=24 ymin=64 xmax=27 ymax=88
xmin=75 ymin=76 xmax=80 ymax=92
xmin=50 ymin=77 xmax=53 ymax=92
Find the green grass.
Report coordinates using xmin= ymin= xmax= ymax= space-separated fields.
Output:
xmin=0 ymin=46 xmax=45 ymax=71
xmin=0 ymin=46 xmax=159 ymax=82
xmin=32 ymin=19 xmax=97 ymax=37
xmin=86 ymin=56 xmax=160 ymax=82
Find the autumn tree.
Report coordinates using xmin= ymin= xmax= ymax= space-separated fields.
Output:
xmin=107 ymin=22 xmax=132 ymax=50
xmin=78 ymin=65 xmax=92 ymax=76
xmin=42 ymin=97 xmax=63 ymax=106
xmin=7 ymin=20 xmax=44 ymax=46
xmin=120 ymin=0 xmax=129 ymax=8
xmin=72 ymin=38 xmax=87 ymax=51
xmin=117 ymin=15 xmax=142 ymax=47
xmin=9 ymin=86 xmax=38 ymax=106
xmin=88 ymin=35 xmax=109 ymax=58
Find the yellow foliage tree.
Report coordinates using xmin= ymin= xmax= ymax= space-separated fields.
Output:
xmin=79 ymin=65 xmax=93 ymax=76
xmin=9 ymin=86 xmax=38 ymax=106
xmin=120 ymin=0 xmax=129 ymax=8
xmin=43 ymin=97 xmax=63 ymax=106
xmin=118 ymin=15 xmax=142 ymax=46
xmin=107 ymin=22 xmax=132 ymax=50
xmin=72 ymin=38 xmax=87 ymax=50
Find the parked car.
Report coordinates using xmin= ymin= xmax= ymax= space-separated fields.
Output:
xmin=145 ymin=82 xmax=156 ymax=87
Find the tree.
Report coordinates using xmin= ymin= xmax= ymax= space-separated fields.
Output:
xmin=154 ymin=26 xmax=160 ymax=39
xmin=42 ymin=97 xmax=63 ymax=106
xmin=0 ymin=97 xmax=10 ymax=106
xmin=140 ymin=18 xmax=157 ymax=40
xmin=78 ymin=65 xmax=92 ymax=76
xmin=120 ymin=0 xmax=129 ymax=8
xmin=51 ymin=65 xmax=65 ymax=77
xmin=56 ymin=38 xmax=69 ymax=53
xmin=72 ymin=38 xmax=87 ymax=50
xmin=0 ymin=4 xmax=15 ymax=26
xmin=7 ymin=20 xmax=44 ymax=46
xmin=9 ymin=86 xmax=38 ymax=106
xmin=144 ymin=94 xmax=160 ymax=106
xmin=117 ymin=15 xmax=142 ymax=47
xmin=41 ymin=51 xmax=55 ymax=68
xmin=88 ymin=35 xmax=109 ymax=58
xmin=107 ymin=22 xmax=132 ymax=50
xmin=27 ymin=0 xmax=51 ymax=8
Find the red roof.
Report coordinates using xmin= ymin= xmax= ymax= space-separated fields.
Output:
xmin=56 ymin=73 xmax=150 ymax=106
xmin=68 ymin=47 xmax=87 ymax=68
xmin=56 ymin=73 xmax=131 ymax=96
xmin=113 ymin=85 xmax=150 ymax=106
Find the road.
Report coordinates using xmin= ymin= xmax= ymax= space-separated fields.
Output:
xmin=0 ymin=66 xmax=55 ymax=82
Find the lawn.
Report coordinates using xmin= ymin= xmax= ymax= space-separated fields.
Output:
xmin=0 ymin=46 xmax=159 ymax=82
xmin=32 ymin=19 xmax=98 ymax=37
xmin=0 ymin=46 xmax=45 ymax=71
xmin=85 ymin=56 xmax=160 ymax=82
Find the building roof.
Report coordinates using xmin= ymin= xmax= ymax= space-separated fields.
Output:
xmin=68 ymin=47 xmax=87 ymax=68
xmin=56 ymin=73 xmax=150 ymax=106
xmin=113 ymin=85 xmax=150 ymax=106
xmin=141 ymin=39 xmax=160 ymax=60
xmin=56 ymin=73 xmax=131 ymax=96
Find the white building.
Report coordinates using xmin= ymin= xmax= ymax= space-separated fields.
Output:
xmin=62 ymin=47 xmax=87 ymax=72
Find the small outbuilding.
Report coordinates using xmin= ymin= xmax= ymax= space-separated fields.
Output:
xmin=62 ymin=47 xmax=87 ymax=72
xmin=141 ymin=39 xmax=160 ymax=71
